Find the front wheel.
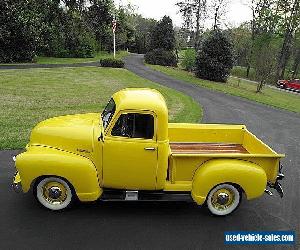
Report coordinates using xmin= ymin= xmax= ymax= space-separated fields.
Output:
xmin=206 ymin=183 xmax=241 ymax=216
xmin=35 ymin=177 xmax=74 ymax=211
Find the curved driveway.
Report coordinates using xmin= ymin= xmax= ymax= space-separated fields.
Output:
xmin=124 ymin=54 xmax=300 ymax=248
xmin=0 ymin=54 xmax=299 ymax=250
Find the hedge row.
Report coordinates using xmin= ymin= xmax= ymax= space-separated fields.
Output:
xmin=99 ymin=58 xmax=124 ymax=68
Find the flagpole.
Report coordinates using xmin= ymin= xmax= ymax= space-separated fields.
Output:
xmin=113 ymin=31 xmax=116 ymax=59
xmin=113 ymin=16 xmax=116 ymax=59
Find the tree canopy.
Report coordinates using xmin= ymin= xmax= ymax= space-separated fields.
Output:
xmin=150 ymin=16 xmax=176 ymax=51
xmin=0 ymin=0 xmax=158 ymax=62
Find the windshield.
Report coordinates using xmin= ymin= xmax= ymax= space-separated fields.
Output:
xmin=101 ymin=98 xmax=116 ymax=130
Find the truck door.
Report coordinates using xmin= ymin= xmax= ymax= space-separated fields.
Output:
xmin=103 ymin=112 xmax=158 ymax=190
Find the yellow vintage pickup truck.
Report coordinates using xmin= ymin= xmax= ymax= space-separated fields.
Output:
xmin=13 ymin=88 xmax=285 ymax=215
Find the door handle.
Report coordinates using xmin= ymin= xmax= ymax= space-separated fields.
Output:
xmin=144 ymin=147 xmax=156 ymax=151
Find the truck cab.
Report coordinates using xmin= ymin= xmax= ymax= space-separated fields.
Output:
xmin=13 ymin=88 xmax=285 ymax=216
xmin=100 ymin=89 xmax=169 ymax=190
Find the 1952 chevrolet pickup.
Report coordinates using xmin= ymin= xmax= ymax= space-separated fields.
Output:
xmin=13 ymin=88 xmax=285 ymax=215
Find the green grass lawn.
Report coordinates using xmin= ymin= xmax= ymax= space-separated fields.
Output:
xmin=36 ymin=51 xmax=128 ymax=64
xmin=148 ymin=64 xmax=300 ymax=114
xmin=231 ymin=66 xmax=257 ymax=81
xmin=0 ymin=51 xmax=128 ymax=65
xmin=231 ymin=65 xmax=300 ymax=81
xmin=0 ymin=67 xmax=202 ymax=149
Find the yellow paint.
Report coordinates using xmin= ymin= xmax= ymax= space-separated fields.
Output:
xmin=14 ymin=88 xmax=284 ymax=205
xmin=16 ymin=146 xmax=102 ymax=202
xmin=191 ymin=159 xmax=267 ymax=205
xmin=164 ymin=181 xmax=192 ymax=191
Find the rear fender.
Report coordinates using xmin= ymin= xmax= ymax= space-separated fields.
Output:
xmin=191 ymin=159 xmax=267 ymax=205
xmin=15 ymin=146 xmax=102 ymax=202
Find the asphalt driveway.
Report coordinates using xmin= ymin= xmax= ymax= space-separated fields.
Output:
xmin=0 ymin=54 xmax=299 ymax=249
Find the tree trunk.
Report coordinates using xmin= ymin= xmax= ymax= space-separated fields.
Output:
xmin=276 ymin=0 xmax=300 ymax=81
xmin=292 ymin=48 xmax=300 ymax=78
xmin=213 ymin=6 xmax=219 ymax=30
xmin=256 ymin=80 xmax=265 ymax=93
xmin=195 ymin=0 xmax=201 ymax=48
xmin=195 ymin=0 xmax=206 ymax=49
xmin=276 ymin=29 xmax=293 ymax=80
xmin=246 ymin=65 xmax=250 ymax=78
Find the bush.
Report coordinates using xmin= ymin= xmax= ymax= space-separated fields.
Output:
xmin=0 ymin=0 xmax=37 ymax=63
xmin=145 ymin=49 xmax=177 ymax=66
xmin=181 ymin=48 xmax=196 ymax=71
xmin=99 ymin=58 xmax=125 ymax=68
xmin=195 ymin=29 xmax=234 ymax=82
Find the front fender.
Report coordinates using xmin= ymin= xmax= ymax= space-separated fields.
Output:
xmin=191 ymin=159 xmax=267 ymax=205
xmin=16 ymin=146 xmax=102 ymax=202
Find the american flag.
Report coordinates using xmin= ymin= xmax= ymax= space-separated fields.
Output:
xmin=112 ymin=20 xmax=117 ymax=33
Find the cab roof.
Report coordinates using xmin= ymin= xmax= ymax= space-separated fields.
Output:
xmin=112 ymin=88 xmax=168 ymax=115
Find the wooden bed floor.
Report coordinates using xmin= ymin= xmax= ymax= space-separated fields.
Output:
xmin=170 ymin=142 xmax=249 ymax=154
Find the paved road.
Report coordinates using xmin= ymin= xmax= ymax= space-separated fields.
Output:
xmin=1 ymin=54 xmax=299 ymax=249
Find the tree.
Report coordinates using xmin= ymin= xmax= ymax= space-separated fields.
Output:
xmin=149 ymin=16 xmax=176 ymax=51
xmin=115 ymin=5 xmax=135 ymax=51
xmin=276 ymin=0 xmax=300 ymax=80
xmin=0 ymin=0 xmax=40 ymax=62
xmin=130 ymin=15 xmax=157 ymax=53
xmin=86 ymin=0 xmax=114 ymax=51
xmin=253 ymin=34 xmax=278 ymax=92
xmin=244 ymin=0 xmax=284 ymax=90
xmin=176 ymin=0 xmax=207 ymax=48
xmin=291 ymin=31 xmax=300 ymax=78
xmin=211 ymin=0 xmax=229 ymax=30
xmin=195 ymin=29 xmax=234 ymax=82
xmin=145 ymin=16 xmax=177 ymax=66
xmin=230 ymin=23 xmax=252 ymax=67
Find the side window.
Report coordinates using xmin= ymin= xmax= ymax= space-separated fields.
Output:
xmin=111 ymin=113 xmax=154 ymax=139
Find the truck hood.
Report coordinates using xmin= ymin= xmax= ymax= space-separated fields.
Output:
xmin=29 ymin=113 xmax=101 ymax=154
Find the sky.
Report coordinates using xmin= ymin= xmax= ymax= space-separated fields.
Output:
xmin=114 ymin=0 xmax=252 ymax=28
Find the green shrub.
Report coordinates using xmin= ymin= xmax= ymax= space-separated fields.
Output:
xmin=0 ymin=0 xmax=37 ymax=63
xmin=99 ymin=58 xmax=125 ymax=68
xmin=181 ymin=48 xmax=196 ymax=71
xmin=145 ymin=49 xmax=177 ymax=66
xmin=195 ymin=29 xmax=234 ymax=82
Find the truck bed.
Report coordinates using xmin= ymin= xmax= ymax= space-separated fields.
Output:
xmin=167 ymin=123 xmax=283 ymax=184
xmin=170 ymin=142 xmax=249 ymax=154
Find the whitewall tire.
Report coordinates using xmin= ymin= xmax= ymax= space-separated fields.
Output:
xmin=35 ymin=177 xmax=73 ymax=211
xmin=207 ymin=183 xmax=241 ymax=216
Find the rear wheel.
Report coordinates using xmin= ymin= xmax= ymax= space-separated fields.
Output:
xmin=206 ymin=183 xmax=241 ymax=216
xmin=35 ymin=177 xmax=74 ymax=211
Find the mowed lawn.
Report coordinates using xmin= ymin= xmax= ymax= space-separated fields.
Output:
xmin=36 ymin=51 xmax=128 ymax=64
xmin=0 ymin=51 xmax=128 ymax=65
xmin=148 ymin=65 xmax=300 ymax=114
xmin=0 ymin=67 xmax=202 ymax=149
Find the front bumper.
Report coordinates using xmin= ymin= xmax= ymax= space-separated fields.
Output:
xmin=12 ymin=172 xmax=22 ymax=193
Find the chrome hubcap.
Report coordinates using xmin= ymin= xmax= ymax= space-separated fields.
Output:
xmin=48 ymin=187 xmax=62 ymax=199
xmin=216 ymin=192 xmax=229 ymax=205
xmin=211 ymin=188 xmax=235 ymax=211
xmin=42 ymin=181 xmax=67 ymax=205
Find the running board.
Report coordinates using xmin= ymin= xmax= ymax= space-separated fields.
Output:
xmin=100 ymin=190 xmax=193 ymax=202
